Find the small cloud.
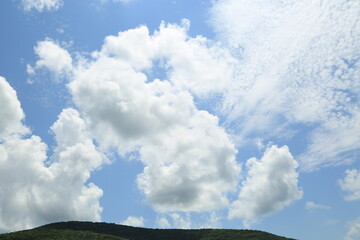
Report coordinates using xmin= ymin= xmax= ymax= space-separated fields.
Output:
xmin=121 ymin=216 xmax=145 ymax=227
xmin=156 ymin=213 xmax=192 ymax=229
xmin=345 ymin=217 xmax=360 ymax=240
xmin=28 ymin=38 xmax=73 ymax=80
xmin=156 ymin=216 xmax=171 ymax=229
xmin=57 ymin=28 xmax=65 ymax=34
xmin=305 ymin=201 xmax=330 ymax=212
xmin=26 ymin=64 xmax=35 ymax=75
xmin=21 ymin=0 xmax=63 ymax=12
xmin=339 ymin=169 xmax=360 ymax=201
xmin=170 ymin=213 xmax=191 ymax=229
xmin=228 ymin=145 xmax=303 ymax=228
xmin=200 ymin=212 xmax=222 ymax=229
xmin=255 ymin=138 xmax=265 ymax=150
xmin=99 ymin=0 xmax=133 ymax=4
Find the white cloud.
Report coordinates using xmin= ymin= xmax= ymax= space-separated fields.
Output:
xmin=26 ymin=64 xmax=35 ymax=75
xmin=156 ymin=212 xmax=222 ymax=229
xmin=0 ymin=78 xmax=104 ymax=232
xmin=0 ymin=77 xmax=29 ymax=139
xmin=21 ymin=0 xmax=63 ymax=12
xmin=210 ymin=0 xmax=360 ymax=170
xmin=228 ymin=145 xmax=302 ymax=228
xmin=156 ymin=216 xmax=172 ymax=229
xmin=301 ymin=112 xmax=360 ymax=171
xmin=339 ymin=169 xmax=360 ymax=201
xmin=156 ymin=213 xmax=191 ymax=229
xmin=305 ymin=201 xmax=330 ymax=212
xmin=0 ymin=109 xmax=104 ymax=232
xmin=169 ymin=213 xmax=191 ymax=229
xmin=69 ymin=21 xmax=241 ymax=213
xmin=345 ymin=217 xmax=360 ymax=240
xmin=137 ymin=111 xmax=240 ymax=212
xmin=29 ymin=39 xmax=72 ymax=77
xmin=153 ymin=20 xmax=237 ymax=96
xmin=199 ymin=212 xmax=222 ymax=229
xmin=98 ymin=20 xmax=236 ymax=95
xmin=121 ymin=216 xmax=145 ymax=227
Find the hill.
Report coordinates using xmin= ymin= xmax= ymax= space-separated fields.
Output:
xmin=0 ymin=221 xmax=296 ymax=240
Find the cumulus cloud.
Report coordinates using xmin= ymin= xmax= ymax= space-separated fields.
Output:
xmin=228 ymin=145 xmax=302 ymax=228
xmin=121 ymin=216 xmax=145 ymax=227
xmin=210 ymin=0 xmax=360 ymax=170
xmin=0 ymin=77 xmax=29 ymax=138
xmin=339 ymin=169 xmax=360 ymax=201
xmin=99 ymin=20 xmax=236 ymax=95
xmin=137 ymin=110 xmax=240 ymax=212
xmin=28 ymin=39 xmax=72 ymax=77
xmin=345 ymin=217 xmax=360 ymax=240
xmin=305 ymin=201 xmax=330 ymax=212
xmin=21 ymin=0 xmax=63 ymax=12
xmin=68 ymin=21 xmax=240 ymax=213
xmin=0 ymin=77 xmax=104 ymax=232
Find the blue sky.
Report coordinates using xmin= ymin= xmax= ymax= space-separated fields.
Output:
xmin=0 ymin=0 xmax=359 ymax=239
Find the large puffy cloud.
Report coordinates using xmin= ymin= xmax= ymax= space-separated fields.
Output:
xmin=0 ymin=77 xmax=28 ymax=138
xmin=27 ymin=39 xmax=72 ymax=77
xmin=137 ymin=111 xmax=239 ymax=212
xmin=69 ymin=21 xmax=240 ymax=212
xmin=21 ymin=0 xmax=63 ymax=12
xmin=345 ymin=217 xmax=360 ymax=240
xmin=0 ymin=109 xmax=104 ymax=232
xmin=0 ymin=78 xmax=104 ymax=232
xmin=99 ymin=20 xmax=236 ymax=95
xmin=339 ymin=169 xmax=360 ymax=201
xmin=228 ymin=145 xmax=302 ymax=228
xmin=28 ymin=19 xmax=315 ymax=225
xmin=153 ymin=20 xmax=236 ymax=96
xmin=210 ymin=0 xmax=360 ymax=170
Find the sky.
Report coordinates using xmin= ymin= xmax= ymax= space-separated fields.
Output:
xmin=0 ymin=0 xmax=359 ymax=239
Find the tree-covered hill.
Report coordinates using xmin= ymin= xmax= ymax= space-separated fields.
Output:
xmin=0 ymin=221 xmax=296 ymax=240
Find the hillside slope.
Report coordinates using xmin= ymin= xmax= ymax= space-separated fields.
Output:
xmin=0 ymin=221 xmax=296 ymax=240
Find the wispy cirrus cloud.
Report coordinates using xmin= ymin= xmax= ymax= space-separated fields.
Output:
xmin=305 ymin=201 xmax=330 ymax=212
xmin=210 ymin=0 xmax=360 ymax=171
